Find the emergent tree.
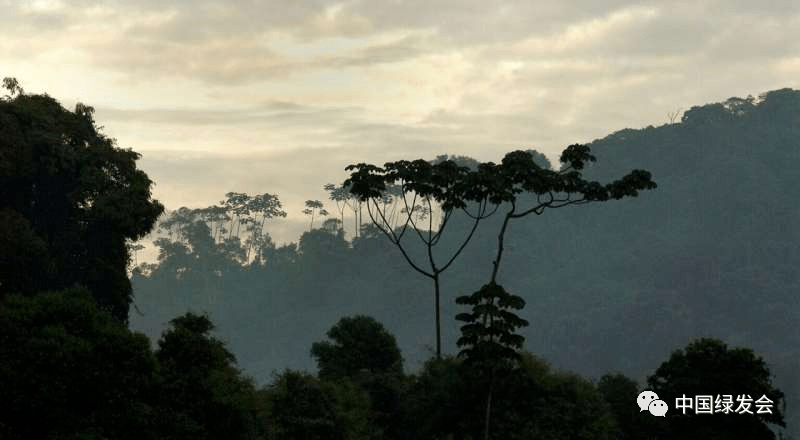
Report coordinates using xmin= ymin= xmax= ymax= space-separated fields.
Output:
xmin=345 ymin=145 xmax=656 ymax=358
xmin=344 ymin=159 xmax=496 ymax=358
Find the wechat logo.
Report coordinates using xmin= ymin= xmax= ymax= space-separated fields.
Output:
xmin=638 ymin=390 xmax=668 ymax=417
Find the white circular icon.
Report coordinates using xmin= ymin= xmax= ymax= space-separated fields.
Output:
xmin=648 ymin=399 xmax=668 ymax=417
xmin=637 ymin=390 xmax=659 ymax=412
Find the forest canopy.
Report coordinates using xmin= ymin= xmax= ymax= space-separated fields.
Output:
xmin=1 ymin=78 xmax=796 ymax=439
xmin=0 ymin=78 xmax=164 ymax=321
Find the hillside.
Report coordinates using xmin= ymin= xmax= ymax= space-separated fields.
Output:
xmin=131 ymin=88 xmax=800 ymax=435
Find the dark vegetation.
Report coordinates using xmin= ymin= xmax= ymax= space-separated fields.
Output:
xmin=1 ymin=77 xmax=796 ymax=439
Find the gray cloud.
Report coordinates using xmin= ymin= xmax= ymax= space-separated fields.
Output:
xmin=97 ymin=101 xmax=364 ymax=128
xmin=5 ymin=0 xmax=800 ymax=87
xmin=4 ymin=0 xmax=800 ymax=250
xmin=314 ymin=34 xmax=430 ymax=68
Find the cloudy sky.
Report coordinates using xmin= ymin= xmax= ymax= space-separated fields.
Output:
xmin=4 ymin=0 xmax=800 ymax=245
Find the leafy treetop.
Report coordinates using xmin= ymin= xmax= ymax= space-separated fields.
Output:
xmin=0 ymin=77 xmax=164 ymax=321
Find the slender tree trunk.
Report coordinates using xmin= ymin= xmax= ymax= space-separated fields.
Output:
xmin=235 ymin=215 xmax=243 ymax=238
xmin=245 ymin=214 xmax=256 ymax=261
xmin=358 ymin=201 xmax=363 ymax=236
xmin=490 ymin=207 xmax=514 ymax=284
xmin=256 ymin=217 xmax=266 ymax=263
xmin=351 ymin=200 xmax=359 ymax=239
xmin=484 ymin=369 xmax=495 ymax=440
xmin=433 ymin=272 xmax=441 ymax=359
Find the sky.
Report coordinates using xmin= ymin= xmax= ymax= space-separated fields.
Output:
xmin=4 ymin=0 xmax=800 ymax=246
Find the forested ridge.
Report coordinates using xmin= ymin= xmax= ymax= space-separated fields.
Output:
xmin=134 ymin=89 xmax=798 ymax=380
xmin=131 ymin=88 xmax=800 ymax=438
xmin=1 ymin=77 xmax=796 ymax=439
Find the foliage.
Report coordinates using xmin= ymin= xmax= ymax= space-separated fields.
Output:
xmin=647 ymin=338 xmax=786 ymax=440
xmin=263 ymin=370 xmax=370 ymax=440
xmin=154 ymin=192 xmax=286 ymax=269
xmin=312 ymin=315 xmax=405 ymax=439
xmin=302 ymin=199 xmax=329 ymax=230
xmin=298 ymin=226 xmax=348 ymax=266
xmin=1 ymin=77 xmax=24 ymax=97
xmin=461 ymin=145 xmax=657 ymax=286
xmin=501 ymin=353 xmax=616 ymax=440
xmin=455 ymin=282 xmax=529 ymax=368
xmin=597 ymin=372 xmax=655 ymax=440
xmin=0 ymin=77 xmax=164 ymax=321
xmin=129 ymin=87 xmax=800 ymax=439
xmin=454 ymin=282 xmax=529 ymax=439
xmin=343 ymin=145 xmax=655 ymax=359
xmin=399 ymin=355 xmax=491 ymax=440
xmin=0 ymin=288 xmax=159 ymax=440
xmin=311 ymin=315 xmax=403 ymax=379
xmin=422 ymin=143 xmax=654 ymax=439
xmin=324 ymin=182 xmax=367 ymax=239
xmin=343 ymin=157 xmax=495 ymax=358
xmin=155 ymin=312 xmax=258 ymax=440
xmin=400 ymin=353 xmax=615 ymax=440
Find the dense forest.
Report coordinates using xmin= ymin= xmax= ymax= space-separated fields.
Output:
xmin=1 ymin=77 xmax=796 ymax=439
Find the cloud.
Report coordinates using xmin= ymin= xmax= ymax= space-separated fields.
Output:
xmin=4 ymin=0 xmax=800 ymax=245
xmin=295 ymin=2 xmax=374 ymax=41
xmin=79 ymin=15 xmax=435 ymax=84
xmin=97 ymin=101 xmax=363 ymax=128
xmin=6 ymin=0 xmax=799 ymax=91
xmin=314 ymin=33 xmax=433 ymax=69
xmin=88 ymin=36 xmax=297 ymax=83
xmin=509 ymin=5 xmax=659 ymax=55
xmin=774 ymin=57 xmax=800 ymax=73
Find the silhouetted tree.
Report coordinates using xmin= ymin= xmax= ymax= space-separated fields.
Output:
xmin=244 ymin=192 xmax=286 ymax=262
xmin=127 ymin=88 xmax=800 ymax=439
xmin=598 ymin=372 xmax=653 ymax=440
xmin=400 ymin=352 xmax=614 ymax=440
xmin=455 ymin=282 xmax=529 ymax=440
xmin=151 ymin=192 xmax=286 ymax=277
xmin=325 ymin=182 xmax=371 ymax=238
xmin=647 ymin=338 xmax=786 ymax=440
xmin=155 ymin=312 xmax=258 ymax=440
xmin=399 ymin=356 xmax=470 ymax=439
xmin=303 ymin=199 xmax=329 ymax=230
xmin=345 ymin=145 xmax=655 ymax=359
xmin=311 ymin=316 xmax=404 ymax=439
xmin=324 ymin=183 xmax=350 ymax=231
xmin=222 ymin=192 xmax=252 ymax=240
xmin=0 ymin=77 xmax=164 ymax=321
xmin=312 ymin=315 xmax=403 ymax=380
xmin=264 ymin=370 xmax=370 ymax=440
xmin=298 ymin=225 xmax=349 ymax=271
xmin=344 ymin=159 xmax=496 ymax=358
xmin=0 ymin=288 xmax=158 ymax=440
xmin=1 ymin=77 xmax=23 ymax=97
xmin=447 ymin=145 xmax=653 ymax=439
xmin=504 ymin=353 xmax=615 ymax=440
xmin=467 ymin=145 xmax=657 ymax=286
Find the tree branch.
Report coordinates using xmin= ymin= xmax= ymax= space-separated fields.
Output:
xmin=365 ymin=199 xmax=434 ymax=279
